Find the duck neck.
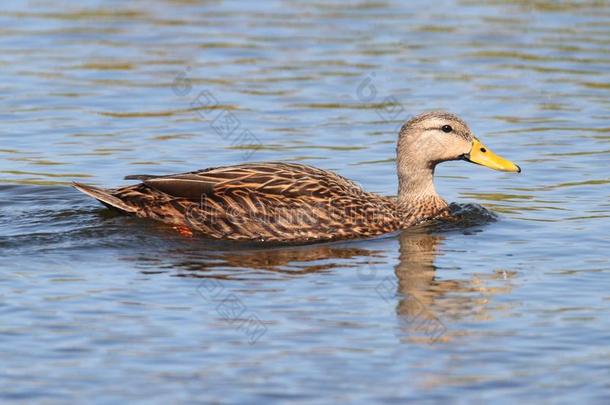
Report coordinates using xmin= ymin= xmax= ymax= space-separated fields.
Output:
xmin=396 ymin=162 xmax=448 ymax=221
xmin=397 ymin=162 xmax=437 ymax=203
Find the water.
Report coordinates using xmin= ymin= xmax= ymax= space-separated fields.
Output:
xmin=1 ymin=0 xmax=610 ymax=402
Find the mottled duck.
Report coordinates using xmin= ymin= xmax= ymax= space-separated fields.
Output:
xmin=74 ymin=112 xmax=520 ymax=243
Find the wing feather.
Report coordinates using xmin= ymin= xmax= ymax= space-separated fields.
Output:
xmin=136 ymin=162 xmax=364 ymax=200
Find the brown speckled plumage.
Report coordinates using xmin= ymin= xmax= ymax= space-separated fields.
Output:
xmin=75 ymin=162 xmax=449 ymax=243
xmin=73 ymin=112 xmax=518 ymax=243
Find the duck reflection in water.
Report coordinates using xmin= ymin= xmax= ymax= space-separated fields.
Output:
xmin=133 ymin=217 xmax=515 ymax=343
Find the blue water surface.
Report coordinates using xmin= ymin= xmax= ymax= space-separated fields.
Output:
xmin=1 ymin=0 xmax=609 ymax=403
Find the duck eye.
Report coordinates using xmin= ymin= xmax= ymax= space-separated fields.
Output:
xmin=441 ymin=125 xmax=453 ymax=133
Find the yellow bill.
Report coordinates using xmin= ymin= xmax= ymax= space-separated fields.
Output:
xmin=464 ymin=138 xmax=521 ymax=173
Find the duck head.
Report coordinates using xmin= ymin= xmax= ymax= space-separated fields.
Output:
xmin=396 ymin=111 xmax=520 ymax=204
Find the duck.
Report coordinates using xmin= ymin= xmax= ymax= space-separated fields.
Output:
xmin=74 ymin=111 xmax=520 ymax=243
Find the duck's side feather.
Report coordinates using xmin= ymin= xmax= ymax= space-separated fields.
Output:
xmin=110 ymin=162 xmax=402 ymax=242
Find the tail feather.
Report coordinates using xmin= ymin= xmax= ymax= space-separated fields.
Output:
xmin=73 ymin=182 xmax=137 ymax=214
